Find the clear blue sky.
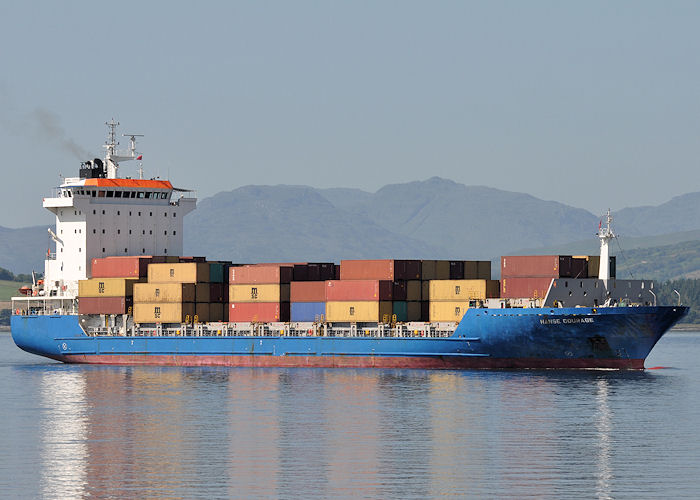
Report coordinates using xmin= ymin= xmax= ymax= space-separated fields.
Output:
xmin=1 ymin=1 xmax=698 ymax=227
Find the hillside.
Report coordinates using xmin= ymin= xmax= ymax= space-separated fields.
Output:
xmin=319 ymin=177 xmax=598 ymax=259
xmin=2 ymin=178 xmax=699 ymax=274
xmin=183 ymin=185 xmax=440 ymax=262
xmin=0 ymin=225 xmax=50 ymax=274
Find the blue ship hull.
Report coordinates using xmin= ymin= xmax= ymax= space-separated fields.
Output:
xmin=11 ymin=306 xmax=688 ymax=369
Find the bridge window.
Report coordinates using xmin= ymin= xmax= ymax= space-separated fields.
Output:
xmin=115 ymin=191 xmax=122 ymax=198
xmin=106 ymin=191 xmax=113 ymax=198
xmin=144 ymin=192 xmax=151 ymax=199
xmin=138 ymin=192 xmax=145 ymax=199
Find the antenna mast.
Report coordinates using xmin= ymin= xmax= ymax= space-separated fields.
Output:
xmin=597 ymin=209 xmax=615 ymax=283
xmin=102 ymin=119 xmax=143 ymax=178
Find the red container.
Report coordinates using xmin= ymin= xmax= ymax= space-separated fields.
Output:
xmin=500 ymin=277 xmax=554 ymax=299
xmin=290 ymin=281 xmax=327 ymax=302
xmin=91 ymin=256 xmax=152 ymax=278
xmin=325 ymin=280 xmax=393 ymax=301
xmin=339 ymin=260 xmax=421 ymax=280
xmin=229 ymin=265 xmax=293 ymax=284
xmin=78 ymin=296 xmax=132 ymax=315
xmin=228 ymin=302 xmax=290 ymax=322
xmin=501 ymin=256 xmax=574 ymax=278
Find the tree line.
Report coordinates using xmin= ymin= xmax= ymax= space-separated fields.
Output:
xmin=657 ymin=279 xmax=700 ymax=324
xmin=0 ymin=267 xmax=34 ymax=283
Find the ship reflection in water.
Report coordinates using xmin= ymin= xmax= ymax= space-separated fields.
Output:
xmin=21 ymin=352 xmax=694 ymax=498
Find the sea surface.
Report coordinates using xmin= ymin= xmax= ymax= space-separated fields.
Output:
xmin=1 ymin=331 xmax=700 ymax=499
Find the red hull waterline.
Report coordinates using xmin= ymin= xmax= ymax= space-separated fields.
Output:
xmin=61 ymin=354 xmax=645 ymax=370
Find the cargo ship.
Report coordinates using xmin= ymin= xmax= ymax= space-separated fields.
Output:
xmin=10 ymin=122 xmax=688 ymax=369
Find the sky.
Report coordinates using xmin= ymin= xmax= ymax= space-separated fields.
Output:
xmin=1 ymin=0 xmax=699 ymax=227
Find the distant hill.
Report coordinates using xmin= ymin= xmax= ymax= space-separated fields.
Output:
xmin=0 ymin=225 xmax=50 ymax=274
xmin=183 ymin=185 xmax=440 ymax=262
xmin=614 ymin=193 xmax=700 ymax=237
xmin=2 ymin=178 xmax=699 ymax=275
xmin=318 ymin=177 xmax=598 ymax=259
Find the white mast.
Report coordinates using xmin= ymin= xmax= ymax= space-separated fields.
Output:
xmin=103 ymin=119 xmax=142 ymax=178
xmin=597 ymin=209 xmax=615 ymax=283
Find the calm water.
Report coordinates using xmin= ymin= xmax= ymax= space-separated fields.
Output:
xmin=1 ymin=332 xmax=700 ymax=499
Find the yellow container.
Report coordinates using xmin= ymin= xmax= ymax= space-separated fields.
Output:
xmin=147 ymin=262 xmax=210 ymax=283
xmin=325 ymin=301 xmax=393 ymax=322
xmin=79 ymin=278 xmax=141 ymax=298
xmin=133 ymin=283 xmax=196 ymax=303
xmin=228 ymin=284 xmax=290 ymax=302
xmin=429 ymin=301 xmax=469 ymax=322
xmin=428 ymin=280 xmax=500 ymax=301
xmin=134 ymin=302 xmax=195 ymax=323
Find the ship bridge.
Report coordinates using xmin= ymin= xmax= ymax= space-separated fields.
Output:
xmin=39 ymin=121 xmax=197 ymax=299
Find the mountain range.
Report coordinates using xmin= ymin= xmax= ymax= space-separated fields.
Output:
xmin=1 ymin=177 xmax=699 ymax=278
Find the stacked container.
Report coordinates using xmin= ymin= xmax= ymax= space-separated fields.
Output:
xmin=78 ymin=276 xmax=141 ymax=315
xmin=338 ymin=259 xmax=422 ymax=322
xmin=425 ymin=279 xmax=500 ymax=322
xmin=290 ymin=281 xmax=327 ymax=322
xmin=134 ymin=261 xmax=216 ymax=323
xmin=582 ymin=255 xmax=616 ymax=279
xmin=419 ymin=260 xmax=493 ymax=322
xmin=229 ymin=264 xmax=292 ymax=322
xmin=500 ymin=255 xmax=590 ymax=299
xmin=325 ymin=279 xmax=393 ymax=322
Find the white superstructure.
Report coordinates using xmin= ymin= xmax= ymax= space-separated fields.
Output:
xmin=40 ymin=121 xmax=196 ymax=298
xmin=597 ymin=209 xmax=615 ymax=283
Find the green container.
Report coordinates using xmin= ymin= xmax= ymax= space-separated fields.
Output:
xmin=392 ymin=301 xmax=408 ymax=322
xmin=209 ymin=263 xmax=225 ymax=283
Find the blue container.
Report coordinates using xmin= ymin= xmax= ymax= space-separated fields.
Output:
xmin=291 ymin=302 xmax=326 ymax=322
